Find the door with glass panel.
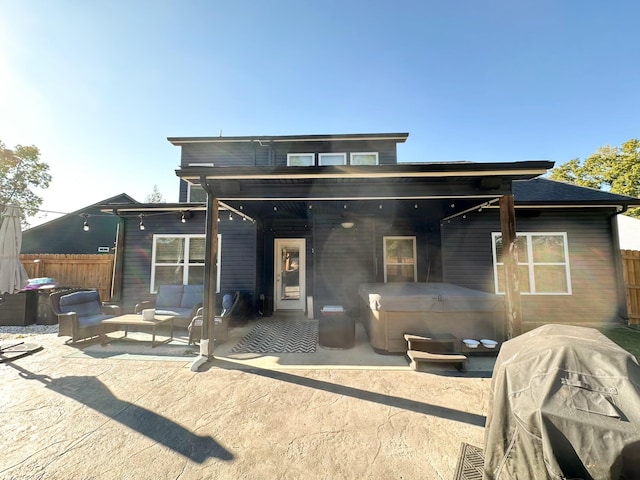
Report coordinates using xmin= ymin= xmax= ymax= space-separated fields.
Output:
xmin=274 ymin=239 xmax=306 ymax=311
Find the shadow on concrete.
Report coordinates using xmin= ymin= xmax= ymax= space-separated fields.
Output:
xmin=9 ymin=363 xmax=233 ymax=463
xmin=211 ymin=357 xmax=486 ymax=427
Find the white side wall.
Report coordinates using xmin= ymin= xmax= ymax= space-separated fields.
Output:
xmin=617 ymin=214 xmax=640 ymax=250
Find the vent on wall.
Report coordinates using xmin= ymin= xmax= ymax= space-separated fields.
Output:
xmin=97 ymin=246 xmax=110 ymax=253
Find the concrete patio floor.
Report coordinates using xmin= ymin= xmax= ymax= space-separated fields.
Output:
xmin=1 ymin=318 xmax=494 ymax=480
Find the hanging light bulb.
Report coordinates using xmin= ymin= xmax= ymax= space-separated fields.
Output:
xmin=82 ymin=214 xmax=90 ymax=232
xmin=139 ymin=214 xmax=145 ymax=230
xmin=229 ymin=212 xmax=233 ymax=221
xmin=181 ymin=212 xmax=186 ymax=223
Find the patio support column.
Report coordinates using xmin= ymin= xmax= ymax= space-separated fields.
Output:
xmin=499 ymin=194 xmax=523 ymax=338
xmin=191 ymin=180 xmax=219 ymax=372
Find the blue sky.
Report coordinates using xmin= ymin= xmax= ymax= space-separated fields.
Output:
xmin=2 ymin=1 xmax=638 ymax=226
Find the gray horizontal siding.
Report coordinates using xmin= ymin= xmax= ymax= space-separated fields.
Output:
xmin=272 ymin=140 xmax=399 ymax=166
xmin=181 ymin=142 xmax=269 ymax=167
xmin=441 ymin=209 xmax=621 ymax=328
xmin=119 ymin=212 xmax=256 ymax=313
xmin=314 ymin=217 xmax=376 ymax=314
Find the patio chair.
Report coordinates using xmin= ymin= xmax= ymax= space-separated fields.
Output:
xmin=188 ymin=292 xmax=240 ymax=345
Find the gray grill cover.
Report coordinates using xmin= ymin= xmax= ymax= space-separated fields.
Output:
xmin=484 ymin=324 xmax=640 ymax=479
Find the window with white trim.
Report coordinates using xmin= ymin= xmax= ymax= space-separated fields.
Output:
xmin=383 ymin=236 xmax=417 ymax=282
xmin=350 ymin=152 xmax=379 ymax=165
xmin=492 ymin=232 xmax=571 ymax=295
xmin=187 ymin=184 xmax=207 ymax=202
xmin=287 ymin=153 xmax=314 ymax=166
xmin=151 ymin=234 xmax=221 ymax=293
xmin=319 ymin=153 xmax=346 ymax=166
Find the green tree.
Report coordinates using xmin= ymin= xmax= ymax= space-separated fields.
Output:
xmin=549 ymin=139 xmax=640 ymax=217
xmin=145 ymin=184 xmax=165 ymax=203
xmin=0 ymin=140 xmax=52 ymax=225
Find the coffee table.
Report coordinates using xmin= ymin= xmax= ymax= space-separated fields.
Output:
xmin=100 ymin=314 xmax=175 ymax=348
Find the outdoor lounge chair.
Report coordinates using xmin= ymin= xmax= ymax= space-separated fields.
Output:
xmin=188 ymin=292 xmax=240 ymax=345
xmin=51 ymin=288 xmax=121 ymax=343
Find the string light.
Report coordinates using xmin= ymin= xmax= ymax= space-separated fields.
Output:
xmin=139 ymin=214 xmax=145 ymax=230
xmin=82 ymin=214 xmax=90 ymax=232
xmin=181 ymin=212 xmax=186 ymax=223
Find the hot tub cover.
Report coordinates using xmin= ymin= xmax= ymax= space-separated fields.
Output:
xmin=358 ymin=282 xmax=503 ymax=312
xmin=484 ymin=324 xmax=640 ymax=480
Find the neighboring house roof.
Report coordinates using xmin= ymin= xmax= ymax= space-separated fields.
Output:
xmin=168 ymin=132 xmax=410 ymax=145
xmin=22 ymin=193 xmax=138 ymax=254
xmin=617 ymin=215 xmax=640 ymax=250
xmin=513 ymin=178 xmax=640 ymax=208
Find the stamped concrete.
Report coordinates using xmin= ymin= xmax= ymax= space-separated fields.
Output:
xmin=1 ymin=325 xmax=493 ymax=480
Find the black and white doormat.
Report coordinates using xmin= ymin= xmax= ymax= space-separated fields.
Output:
xmin=230 ymin=319 xmax=318 ymax=354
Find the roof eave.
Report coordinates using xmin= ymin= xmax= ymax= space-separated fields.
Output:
xmin=167 ymin=132 xmax=410 ymax=145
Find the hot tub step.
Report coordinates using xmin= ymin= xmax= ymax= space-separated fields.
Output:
xmin=407 ymin=350 xmax=467 ymax=372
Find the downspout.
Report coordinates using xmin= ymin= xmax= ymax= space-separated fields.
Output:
xmin=610 ymin=205 xmax=629 ymax=323
xmin=191 ymin=176 xmax=219 ymax=372
xmin=110 ymin=216 xmax=125 ymax=302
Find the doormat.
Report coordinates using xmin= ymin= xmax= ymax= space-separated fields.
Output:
xmin=230 ymin=319 xmax=317 ymax=354
xmin=453 ymin=442 xmax=484 ymax=480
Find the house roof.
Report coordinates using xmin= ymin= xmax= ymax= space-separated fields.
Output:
xmin=513 ymin=178 xmax=640 ymax=207
xmin=24 ymin=193 xmax=138 ymax=232
xmin=167 ymin=132 xmax=409 ymax=145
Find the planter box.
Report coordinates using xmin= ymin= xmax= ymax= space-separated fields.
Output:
xmin=0 ymin=291 xmax=37 ymax=326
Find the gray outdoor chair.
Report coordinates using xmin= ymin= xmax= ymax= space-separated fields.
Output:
xmin=188 ymin=292 xmax=240 ymax=345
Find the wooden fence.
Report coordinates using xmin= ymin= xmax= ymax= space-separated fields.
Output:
xmin=20 ymin=254 xmax=114 ymax=301
xmin=622 ymin=250 xmax=640 ymax=326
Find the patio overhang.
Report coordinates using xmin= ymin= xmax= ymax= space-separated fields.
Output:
xmin=175 ymin=161 xmax=554 ymax=222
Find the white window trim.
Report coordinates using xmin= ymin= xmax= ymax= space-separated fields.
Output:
xmin=150 ymin=234 xmax=221 ymax=294
xmin=187 ymin=183 xmax=206 ymax=202
xmin=319 ymin=152 xmax=347 ymax=166
xmin=350 ymin=152 xmax=379 ymax=165
xmin=287 ymin=153 xmax=315 ymax=166
xmin=491 ymin=231 xmax=572 ymax=295
xmin=383 ymin=236 xmax=418 ymax=283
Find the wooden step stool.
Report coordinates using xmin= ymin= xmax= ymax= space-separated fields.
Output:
xmin=404 ymin=333 xmax=468 ymax=372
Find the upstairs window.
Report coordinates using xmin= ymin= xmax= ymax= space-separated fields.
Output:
xmin=383 ymin=236 xmax=417 ymax=282
xmin=188 ymin=184 xmax=207 ymax=202
xmin=319 ymin=153 xmax=347 ymax=166
xmin=287 ymin=153 xmax=314 ymax=166
xmin=492 ymin=232 xmax=571 ymax=295
xmin=350 ymin=152 xmax=379 ymax=165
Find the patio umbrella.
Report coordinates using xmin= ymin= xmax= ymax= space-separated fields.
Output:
xmin=0 ymin=205 xmax=29 ymax=294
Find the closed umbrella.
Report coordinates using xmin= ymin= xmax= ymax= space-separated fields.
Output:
xmin=0 ymin=205 xmax=29 ymax=294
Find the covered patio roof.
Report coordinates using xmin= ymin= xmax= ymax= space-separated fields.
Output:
xmin=175 ymin=160 xmax=554 ymax=222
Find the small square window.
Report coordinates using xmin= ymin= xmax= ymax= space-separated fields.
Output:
xmin=350 ymin=152 xmax=379 ymax=165
xmin=188 ymin=184 xmax=207 ymax=202
xmin=287 ymin=153 xmax=314 ymax=166
xmin=319 ymin=153 xmax=346 ymax=166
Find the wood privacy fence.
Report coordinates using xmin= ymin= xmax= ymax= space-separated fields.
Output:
xmin=622 ymin=250 xmax=640 ymax=326
xmin=20 ymin=254 xmax=114 ymax=301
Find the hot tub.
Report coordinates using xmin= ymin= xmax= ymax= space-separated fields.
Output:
xmin=358 ymin=283 xmax=504 ymax=353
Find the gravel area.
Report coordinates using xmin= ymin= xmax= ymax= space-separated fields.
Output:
xmin=0 ymin=324 xmax=58 ymax=340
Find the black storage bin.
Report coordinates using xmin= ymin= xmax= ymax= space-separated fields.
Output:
xmin=319 ymin=305 xmax=355 ymax=349
xmin=0 ymin=291 xmax=37 ymax=326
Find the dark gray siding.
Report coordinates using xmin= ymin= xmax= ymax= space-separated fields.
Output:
xmin=441 ymin=209 xmax=621 ymax=329
xmin=314 ymin=217 xmax=376 ymax=315
xmin=178 ymin=138 xmax=400 ymax=169
xmin=119 ymin=212 xmax=256 ymax=314
xmin=273 ymin=140 xmax=399 ymax=166
xmin=181 ymin=142 xmax=269 ymax=167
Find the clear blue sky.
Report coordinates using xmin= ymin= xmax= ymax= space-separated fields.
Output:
xmin=2 ymin=1 xmax=638 ymax=226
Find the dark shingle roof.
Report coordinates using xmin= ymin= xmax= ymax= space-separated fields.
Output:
xmin=513 ymin=178 xmax=640 ymax=206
